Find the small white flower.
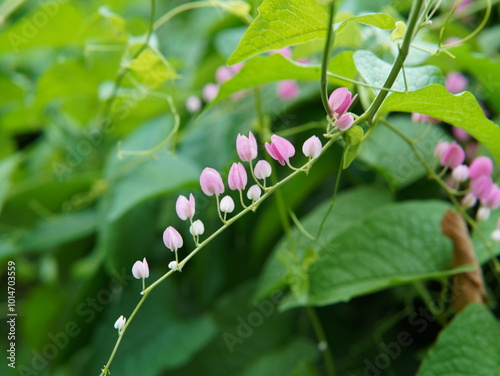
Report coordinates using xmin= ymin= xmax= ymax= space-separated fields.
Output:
xmin=114 ymin=315 xmax=126 ymax=332
xmin=131 ymin=258 xmax=149 ymax=279
xmin=461 ymin=193 xmax=477 ymax=209
xmin=168 ymin=261 xmax=179 ymax=271
xmin=451 ymin=164 xmax=469 ymax=182
xmin=189 ymin=220 xmax=205 ymax=236
xmin=247 ymin=184 xmax=261 ymax=201
xmin=491 ymin=229 xmax=500 ymax=242
xmin=476 ymin=207 xmax=491 ymax=222
xmin=220 ymin=196 xmax=235 ymax=213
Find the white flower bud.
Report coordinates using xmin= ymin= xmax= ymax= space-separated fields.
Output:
xmin=189 ymin=220 xmax=205 ymax=236
xmin=131 ymin=258 xmax=149 ymax=279
xmin=114 ymin=315 xmax=126 ymax=332
xmin=476 ymin=207 xmax=490 ymax=222
xmin=168 ymin=261 xmax=178 ymax=271
xmin=247 ymin=184 xmax=261 ymax=201
xmin=492 ymin=229 xmax=500 ymax=242
xmin=220 ymin=196 xmax=235 ymax=213
xmin=461 ymin=193 xmax=477 ymax=209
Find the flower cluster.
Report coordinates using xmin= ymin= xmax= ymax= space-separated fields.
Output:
xmin=114 ymin=87 xmax=357 ymax=333
xmin=328 ymin=87 xmax=357 ymax=131
xmin=434 ymin=141 xmax=500 ymax=238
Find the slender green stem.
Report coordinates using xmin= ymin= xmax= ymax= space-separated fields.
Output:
xmin=412 ymin=281 xmax=446 ymax=326
xmin=306 ymin=307 xmax=336 ymax=376
xmin=326 ymin=72 xmax=406 ymax=93
xmin=320 ymin=1 xmax=336 ymax=115
xmin=100 ymin=291 xmax=150 ymax=375
xmin=154 ymin=1 xmax=218 ymax=30
xmin=361 ymin=0 xmax=424 ymax=123
xmin=315 ymin=150 xmax=344 ymax=240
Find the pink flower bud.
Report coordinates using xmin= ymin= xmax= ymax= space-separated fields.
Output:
xmin=228 ymin=162 xmax=248 ymax=191
xmin=254 ymin=160 xmax=272 ymax=179
xmin=411 ymin=113 xmax=441 ymax=124
xmin=220 ymin=196 xmax=235 ymax=213
xmin=270 ymin=46 xmax=292 ymax=58
xmin=440 ymin=141 xmax=465 ymax=168
xmin=163 ymin=226 xmax=183 ymax=252
xmin=482 ymin=184 xmax=500 ymax=210
xmin=114 ymin=315 xmax=126 ymax=331
xmin=445 ymin=71 xmax=468 ymax=94
xmin=236 ymin=132 xmax=258 ymax=162
xmin=176 ymin=194 xmax=195 ymax=220
xmin=216 ymin=66 xmax=235 ymax=84
xmin=200 ymin=168 xmax=225 ymax=196
xmin=470 ymin=175 xmax=493 ymax=200
xmin=302 ymin=135 xmax=322 ymax=158
xmin=434 ymin=141 xmax=450 ymax=159
xmin=469 ymin=156 xmax=493 ymax=179
xmin=462 ymin=192 xmax=477 ymax=209
xmin=247 ymin=184 xmax=261 ymax=201
xmin=265 ymin=135 xmax=295 ymax=166
xmin=451 ymin=127 xmax=470 ymax=142
xmin=476 ymin=207 xmax=491 ymax=221
xmin=334 ymin=113 xmax=354 ymax=131
xmin=189 ymin=220 xmax=205 ymax=236
xmin=451 ymin=164 xmax=469 ymax=182
xmin=328 ymin=87 xmax=357 ymax=117
xmin=132 ymin=258 xmax=149 ymax=279
xmin=185 ymin=95 xmax=202 ymax=113
xmin=277 ymin=80 xmax=299 ymax=100
xmin=203 ymin=83 xmax=219 ymax=102
xmin=229 ymin=62 xmax=244 ymax=74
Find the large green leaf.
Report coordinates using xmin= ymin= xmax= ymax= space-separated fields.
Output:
xmin=280 ymin=201 xmax=471 ymax=309
xmin=16 ymin=210 xmax=98 ymax=254
xmin=240 ymin=339 xmax=318 ymax=376
xmin=214 ymin=51 xmax=356 ymax=104
xmin=417 ymin=304 xmax=500 ymax=376
xmin=167 ymin=281 xmax=317 ymax=376
xmin=0 ymin=2 xmax=84 ymax=53
xmin=129 ymin=48 xmax=176 ymax=88
xmin=256 ymin=186 xmax=393 ymax=301
xmin=357 ymin=115 xmax=453 ymax=188
xmin=354 ymin=50 xmax=444 ymax=94
xmin=227 ymin=0 xmax=328 ymax=64
xmin=452 ymin=45 xmax=500 ymax=112
xmin=380 ymin=84 xmax=500 ymax=164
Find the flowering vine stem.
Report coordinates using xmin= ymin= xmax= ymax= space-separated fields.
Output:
xmin=99 ymin=0 xmax=429 ymax=373
xmin=98 ymin=137 xmax=337 ymax=375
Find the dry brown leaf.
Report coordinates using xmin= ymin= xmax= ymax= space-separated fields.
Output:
xmin=441 ymin=209 xmax=487 ymax=313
